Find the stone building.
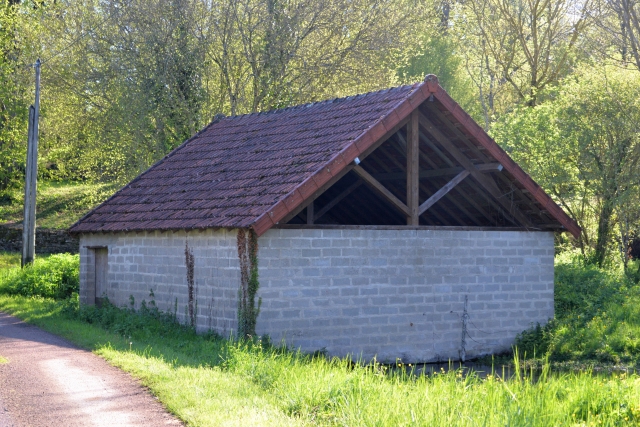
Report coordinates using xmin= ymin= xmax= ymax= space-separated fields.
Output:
xmin=70 ymin=75 xmax=580 ymax=363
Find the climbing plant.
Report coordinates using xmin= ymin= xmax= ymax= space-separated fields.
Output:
xmin=185 ymin=241 xmax=196 ymax=328
xmin=237 ymin=228 xmax=261 ymax=338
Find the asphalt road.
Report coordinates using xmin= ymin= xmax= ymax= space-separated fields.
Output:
xmin=0 ymin=311 xmax=183 ymax=427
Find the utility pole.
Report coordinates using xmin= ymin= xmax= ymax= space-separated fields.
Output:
xmin=22 ymin=59 xmax=40 ymax=267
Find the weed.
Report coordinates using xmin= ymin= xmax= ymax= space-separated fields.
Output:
xmin=0 ymin=253 xmax=78 ymax=299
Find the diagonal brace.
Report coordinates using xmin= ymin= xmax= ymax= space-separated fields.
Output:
xmin=418 ymin=112 xmax=534 ymax=228
xmin=419 ymin=170 xmax=470 ymax=215
xmin=353 ymin=165 xmax=410 ymax=216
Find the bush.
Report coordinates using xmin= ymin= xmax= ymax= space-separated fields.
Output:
xmin=555 ymin=259 xmax=628 ymax=322
xmin=0 ymin=253 xmax=79 ymax=299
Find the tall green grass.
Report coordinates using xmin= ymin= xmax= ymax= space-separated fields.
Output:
xmin=1 ymin=294 xmax=640 ymax=426
xmin=2 ymin=251 xmax=640 ymax=424
xmin=516 ymin=253 xmax=640 ymax=364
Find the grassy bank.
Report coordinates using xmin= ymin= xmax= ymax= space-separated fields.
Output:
xmin=2 ymin=253 xmax=640 ymax=426
xmin=0 ymin=180 xmax=118 ymax=229
xmin=516 ymin=253 xmax=640 ymax=366
xmin=2 ymin=295 xmax=640 ymax=426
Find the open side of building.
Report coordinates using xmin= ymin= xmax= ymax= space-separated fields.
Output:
xmin=71 ymin=75 xmax=579 ymax=363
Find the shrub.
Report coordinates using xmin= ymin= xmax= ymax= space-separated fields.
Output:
xmin=555 ymin=260 xmax=628 ymax=321
xmin=515 ymin=254 xmax=640 ymax=364
xmin=0 ymin=253 xmax=79 ymax=299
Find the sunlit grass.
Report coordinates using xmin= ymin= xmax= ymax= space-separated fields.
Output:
xmin=0 ymin=252 xmax=20 ymax=270
xmin=0 ymin=180 xmax=118 ymax=229
xmin=1 ymin=294 xmax=640 ymax=426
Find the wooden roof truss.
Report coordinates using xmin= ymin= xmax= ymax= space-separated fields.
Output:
xmin=284 ymin=100 xmax=564 ymax=231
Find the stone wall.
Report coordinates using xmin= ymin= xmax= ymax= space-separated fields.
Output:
xmin=77 ymin=227 xmax=555 ymax=363
xmin=0 ymin=225 xmax=79 ymax=254
xmin=256 ymin=228 xmax=555 ymax=363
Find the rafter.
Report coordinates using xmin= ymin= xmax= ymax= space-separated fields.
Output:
xmin=419 ymin=112 xmax=535 ymax=228
xmin=423 ymin=104 xmax=492 ymax=163
xmin=314 ymin=181 xmax=362 ymax=221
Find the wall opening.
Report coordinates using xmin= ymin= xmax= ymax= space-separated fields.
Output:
xmin=92 ymin=247 xmax=108 ymax=307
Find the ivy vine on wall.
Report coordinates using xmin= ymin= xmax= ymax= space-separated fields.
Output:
xmin=237 ymin=228 xmax=261 ymax=338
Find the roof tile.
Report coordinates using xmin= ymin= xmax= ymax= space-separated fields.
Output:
xmin=70 ymin=83 xmax=422 ymax=233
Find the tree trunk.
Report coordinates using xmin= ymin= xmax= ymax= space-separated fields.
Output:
xmin=594 ymin=199 xmax=615 ymax=267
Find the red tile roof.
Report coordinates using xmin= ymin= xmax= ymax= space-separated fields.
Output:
xmin=70 ymin=75 xmax=581 ymax=238
xmin=69 ymin=82 xmax=424 ymax=233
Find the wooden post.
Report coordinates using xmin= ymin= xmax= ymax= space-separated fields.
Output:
xmin=406 ymin=110 xmax=419 ymax=225
xmin=307 ymin=201 xmax=314 ymax=225
xmin=22 ymin=59 xmax=40 ymax=267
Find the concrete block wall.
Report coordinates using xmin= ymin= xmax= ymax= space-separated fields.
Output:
xmin=79 ymin=229 xmax=240 ymax=335
xmin=256 ymin=228 xmax=555 ymax=363
xmin=78 ymin=227 xmax=555 ymax=363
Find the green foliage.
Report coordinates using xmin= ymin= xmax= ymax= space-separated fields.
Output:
xmin=516 ymin=255 xmax=640 ymax=364
xmin=0 ymin=0 xmax=29 ymax=193
xmin=397 ymin=32 xmax=480 ymax=120
xmin=64 ymin=293 xmax=201 ymax=342
xmin=492 ymin=64 xmax=640 ymax=264
xmin=0 ymin=253 xmax=79 ymax=299
xmin=237 ymin=228 xmax=261 ymax=338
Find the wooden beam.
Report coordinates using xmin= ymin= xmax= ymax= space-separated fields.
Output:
xmin=407 ymin=111 xmax=419 ymax=225
xmin=419 ymin=112 xmax=535 ymax=228
xmin=314 ymin=181 xmax=362 ymax=221
xmin=382 ymin=141 xmax=463 ymax=226
xmin=274 ymin=224 xmax=532 ymax=232
xmin=402 ymin=133 xmax=503 ymax=225
xmin=279 ymin=165 xmax=354 ymax=224
xmin=369 ymin=146 xmax=454 ymax=226
xmin=353 ymin=165 xmax=410 ymax=216
xmin=419 ymin=170 xmax=469 ymax=215
xmin=307 ymin=202 xmax=314 ymax=225
xmin=424 ymin=104 xmax=491 ymax=163
xmin=372 ymin=163 xmax=502 ymax=181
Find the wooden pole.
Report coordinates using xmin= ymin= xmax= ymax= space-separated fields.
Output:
xmin=306 ymin=201 xmax=314 ymax=225
xmin=406 ymin=110 xmax=419 ymax=225
xmin=22 ymin=59 xmax=40 ymax=267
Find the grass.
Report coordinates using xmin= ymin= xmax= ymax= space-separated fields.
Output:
xmin=1 ymin=292 xmax=640 ymax=426
xmin=0 ymin=180 xmax=118 ymax=229
xmin=0 ymin=252 xmax=20 ymax=270
xmin=3 ymin=252 xmax=640 ymax=425
xmin=515 ymin=253 xmax=640 ymax=366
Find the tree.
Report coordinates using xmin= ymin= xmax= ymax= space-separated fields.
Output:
xmin=492 ymin=64 xmax=640 ymax=266
xmin=0 ymin=0 xmax=29 ymax=193
xmin=591 ymin=0 xmax=640 ymax=71
xmin=458 ymin=0 xmax=591 ymax=109
xmin=201 ymin=0 xmax=418 ymax=115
